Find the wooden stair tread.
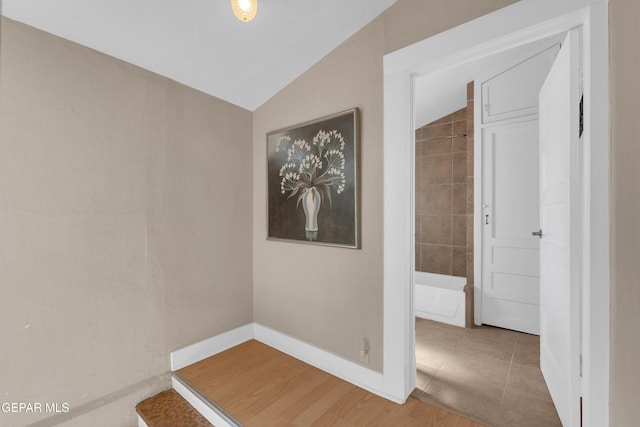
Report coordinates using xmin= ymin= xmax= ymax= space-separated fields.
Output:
xmin=178 ymin=340 xmax=484 ymax=426
xmin=136 ymin=388 xmax=213 ymax=427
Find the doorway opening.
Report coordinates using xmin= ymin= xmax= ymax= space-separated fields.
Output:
xmin=381 ymin=2 xmax=609 ymax=426
xmin=412 ymin=31 xmax=567 ymax=424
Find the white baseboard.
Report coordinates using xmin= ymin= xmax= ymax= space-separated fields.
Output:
xmin=137 ymin=416 xmax=149 ymax=427
xmin=172 ymin=376 xmax=235 ymax=427
xmin=253 ymin=323 xmax=401 ymax=403
xmin=169 ymin=322 xmax=402 ymax=406
xmin=170 ymin=324 xmax=254 ymax=371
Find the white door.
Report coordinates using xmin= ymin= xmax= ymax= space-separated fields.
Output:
xmin=479 ymin=45 xmax=563 ymax=335
xmin=481 ymin=120 xmax=541 ymax=335
xmin=538 ymin=29 xmax=582 ymax=426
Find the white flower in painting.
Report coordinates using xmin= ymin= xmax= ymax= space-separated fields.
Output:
xmin=313 ymin=130 xmax=331 ymax=149
xmin=276 ymin=128 xmax=349 ymax=205
xmin=275 ymin=135 xmax=291 ymax=152
xmin=279 ymin=162 xmax=302 ymax=194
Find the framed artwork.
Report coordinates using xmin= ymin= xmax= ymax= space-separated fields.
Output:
xmin=267 ymin=108 xmax=360 ymax=248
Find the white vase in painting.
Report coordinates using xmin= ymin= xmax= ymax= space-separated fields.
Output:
xmin=301 ymin=187 xmax=321 ymax=241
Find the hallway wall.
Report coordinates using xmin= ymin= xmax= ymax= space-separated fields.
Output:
xmin=0 ymin=17 xmax=253 ymax=425
xmin=610 ymin=0 xmax=640 ymax=424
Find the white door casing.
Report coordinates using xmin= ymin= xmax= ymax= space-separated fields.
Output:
xmin=538 ymin=28 xmax=582 ymax=426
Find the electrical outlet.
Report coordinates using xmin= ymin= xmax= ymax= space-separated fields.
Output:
xmin=359 ymin=337 xmax=370 ymax=364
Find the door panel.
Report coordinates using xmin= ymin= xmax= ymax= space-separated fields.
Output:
xmin=491 ymin=273 xmax=539 ymax=304
xmin=539 ymin=29 xmax=581 ymax=426
xmin=492 ymin=246 xmax=539 ymax=276
xmin=491 ymin=124 xmax=540 ymax=239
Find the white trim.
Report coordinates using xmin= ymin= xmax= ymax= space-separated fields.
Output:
xmin=253 ymin=323 xmax=402 ymax=403
xmin=382 ymin=71 xmax=417 ymax=402
xmin=473 ymin=81 xmax=483 ymax=326
xmin=172 ymin=377 xmax=234 ymax=427
xmin=384 ymin=0 xmax=591 ymax=75
xmin=137 ymin=416 xmax=149 ymax=427
xmin=170 ymin=324 xmax=254 ymax=371
xmin=169 ymin=322 xmax=401 ymax=406
xmin=383 ymin=0 xmax=609 ymax=423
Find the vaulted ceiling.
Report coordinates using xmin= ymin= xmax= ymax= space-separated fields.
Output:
xmin=1 ymin=0 xmax=398 ymax=111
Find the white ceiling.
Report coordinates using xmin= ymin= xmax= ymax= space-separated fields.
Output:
xmin=1 ymin=0 xmax=397 ymax=111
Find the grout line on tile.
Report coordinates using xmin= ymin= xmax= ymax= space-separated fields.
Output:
xmin=428 ymin=345 xmax=454 ymax=388
xmin=416 ymin=321 xmax=561 ymax=425
xmin=499 ymin=342 xmax=516 ymax=407
xmin=421 ymin=372 xmax=434 ymax=392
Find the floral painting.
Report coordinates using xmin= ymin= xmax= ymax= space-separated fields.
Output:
xmin=267 ymin=109 xmax=360 ymax=248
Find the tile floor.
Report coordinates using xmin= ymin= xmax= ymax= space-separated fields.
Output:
xmin=414 ymin=318 xmax=562 ymax=427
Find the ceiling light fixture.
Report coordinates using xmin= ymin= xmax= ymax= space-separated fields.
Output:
xmin=231 ymin=0 xmax=258 ymax=23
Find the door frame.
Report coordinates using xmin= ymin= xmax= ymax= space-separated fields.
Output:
xmin=381 ymin=1 xmax=609 ymax=425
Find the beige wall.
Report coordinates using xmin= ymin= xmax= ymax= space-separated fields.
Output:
xmin=3 ymin=0 xmax=638 ymax=423
xmin=0 ymin=17 xmax=253 ymax=426
xmin=609 ymin=0 xmax=640 ymax=424
xmin=252 ymin=0 xmax=515 ymax=372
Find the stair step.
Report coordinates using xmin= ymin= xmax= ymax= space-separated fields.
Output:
xmin=136 ymin=388 xmax=213 ymax=427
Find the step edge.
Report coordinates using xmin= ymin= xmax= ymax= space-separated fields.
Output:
xmin=172 ymin=372 xmax=244 ymax=427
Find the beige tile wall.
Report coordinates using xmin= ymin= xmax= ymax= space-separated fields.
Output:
xmin=415 ymin=82 xmax=475 ymax=326
xmin=465 ymin=82 xmax=475 ymax=327
xmin=416 ymin=103 xmax=472 ymax=277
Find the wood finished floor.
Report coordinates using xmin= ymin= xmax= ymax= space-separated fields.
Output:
xmin=178 ymin=340 xmax=484 ymax=427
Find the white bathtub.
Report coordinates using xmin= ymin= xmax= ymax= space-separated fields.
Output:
xmin=414 ymin=272 xmax=466 ymax=327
